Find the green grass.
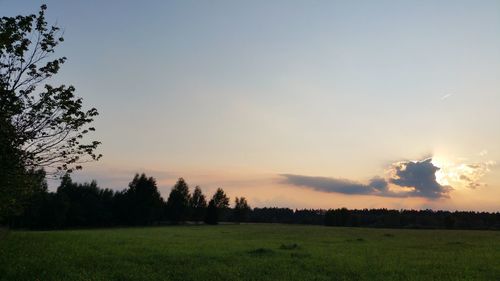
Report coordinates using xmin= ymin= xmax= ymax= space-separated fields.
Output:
xmin=0 ymin=224 xmax=499 ymax=281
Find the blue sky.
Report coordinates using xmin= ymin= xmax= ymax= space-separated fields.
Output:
xmin=3 ymin=0 xmax=499 ymax=210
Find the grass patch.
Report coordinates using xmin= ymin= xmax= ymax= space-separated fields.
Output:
xmin=0 ymin=224 xmax=499 ymax=281
xmin=247 ymin=248 xmax=275 ymax=256
xmin=279 ymin=243 xmax=299 ymax=250
xmin=0 ymin=228 xmax=8 ymax=240
xmin=290 ymin=252 xmax=310 ymax=259
xmin=346 ymin=238 xmax=365 ymax=242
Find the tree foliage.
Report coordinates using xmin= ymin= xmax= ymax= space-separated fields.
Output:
xmin=166 ymin=178 xmax=191 ymax=223
xmin=189 ymin=186 xmax=207 ymax=223
xmin=0 ymin=5 xmax=101 ymax=222
xmin=204 ymin=188 xmax=230 ymax=225
xmin=204 ymin=200 xmax=218 ymax=225
xmin=211 ymin=188 xmax=229 ymax=209
xmin=0 ymin=5 xmax=101 ymax=174
xmin=121 ymin=174 xmax=163 ymax=225
xmin=233 ymin=197 xmax=251 ymax=223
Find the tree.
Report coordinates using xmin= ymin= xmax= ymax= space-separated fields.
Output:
xmin=189 ymin=186 xmax=206 ymax=223
xmin=0 ymin=5 xmax=101 ymax=223
xmin=204 ymin=188 xmax=229 ymax=225
xmin=0 ymin=5 xmax=101 ymax=175
xmin=0 ymin=118 xmax=26 ymax=221
xmin=233 ymin=197 xmax=251 ymax=223
xmin=0 ymin=166 xmax=47 ymax=224
xmin=122 ymin=174 xmax=163 ymax=225
xmin=166 ymin=178 xmax=191 ymax=223
xmin=1 ymin=115 xmax=50 ymax=222
xmin=204 ymin=200 xmax=218 ymax=225
xmin=55 ymin=174 xmax=115 ymax=227
xmin=211 ymin=188 xmax=230 ymax=209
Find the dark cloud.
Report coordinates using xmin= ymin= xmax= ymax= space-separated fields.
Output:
xmin=389 ymin=158 xmax=450 ymax=198
xmin=369 ymin=177 xmax=388 ymax=191
xmin=280 ymin=174 xmax=407 ymax=198
xmin=280 ymin=174 xmax=378 ymax=195
xmin=281 ymin=158 xmax=451 ymax=199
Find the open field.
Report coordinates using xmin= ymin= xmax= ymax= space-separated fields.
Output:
xmin=0 ymin=224 xmax=499 ymax=281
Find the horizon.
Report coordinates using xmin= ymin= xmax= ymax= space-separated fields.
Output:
xmin=3 ymin=0 xmax=499 ymax=212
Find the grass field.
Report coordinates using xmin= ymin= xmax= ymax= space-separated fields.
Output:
xmin=0 ymin=224 xmax=499 ymax=281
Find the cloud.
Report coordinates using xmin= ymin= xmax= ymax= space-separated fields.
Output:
xmin=448 ymin=161 xmax=496 ymax=189
xmin=388 ymin=158 xmax=451 ymax=198
xmin=441 ymin=93 xmax=453 ymax=100
xmin=281 ymin=158 xmax=452 ymax=199
xmin=280 ymin=174 xmax=386 ymax=195
xmin=369 ymin=176 xmax=389 ymax=191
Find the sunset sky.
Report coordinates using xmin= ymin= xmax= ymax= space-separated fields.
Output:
xmin=3 ymin=0 xmax=500 ymax=211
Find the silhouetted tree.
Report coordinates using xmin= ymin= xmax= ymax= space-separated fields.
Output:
xmin=0 ymin=5 xmax=101 ymax=174
xmin=0 ymin=147 xmax=46 ymax=222
xmin=121 ymin=174 xmax=163 ymax=225
xmin=250 ymin=207 xmax=295 ymax=223
xmin=166 ymin=178 xmax=191 ymax=223
xmin=0 ymin=5 xmax=101 ymax=221
xmin=204 ymin=188 xmax=229 ymax=225
xmin=189 ymin=186 xmax=207 ymax=223
xmin=14 ymin=188 xmax=67 ymax=229
xmin=0 ymin=119 xmax=24 ymax=221
xmin=204 ymin=201 xmax=218 ymax=225
xmin=54 ymin=174 xmax=115 ymax=227
xmin=211 ymin=188 xmax=230 ymax=209
xmin=444 ymin=214 xmax=455 ymax=229
xmin=4 ymin=168 xmax=48 ymax=226
xmin=233 ymin=197 xmax=251 ymax=223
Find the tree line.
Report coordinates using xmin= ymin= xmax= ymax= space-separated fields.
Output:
xmin=8 ymin=173 xmax=251 ymax=229
xmin=253 ymin=207 xmax=500 ymax=230
xmin=7 ymin=173 xmax=500 ymax=230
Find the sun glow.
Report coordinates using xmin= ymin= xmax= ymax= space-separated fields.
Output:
xmin=431 ymin=156 xmax=494 ymax=189
xmin=432 ymin=156 xmax=472 ymax=188
xmin=431 ymin=157 xmax=451 ymax=186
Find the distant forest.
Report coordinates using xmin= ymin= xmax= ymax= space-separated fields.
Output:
xmin=7 ymin=173 xmax=500 ymax=230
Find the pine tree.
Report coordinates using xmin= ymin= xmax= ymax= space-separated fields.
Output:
xmin=234 ymin=197 xmax=251 ymax=223
xmin=166 ymin=178 xmax=191 ymax=223
xmin=189 ymin=186 xmax=207 ymax=223
xmin=204 ymin=188 xmax=229 ymax=224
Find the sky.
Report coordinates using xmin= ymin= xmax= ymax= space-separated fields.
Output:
xmin=2 ymin=0 xmax=500 ymax=211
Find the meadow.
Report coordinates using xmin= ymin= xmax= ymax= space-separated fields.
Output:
xmin=0 ymin=224 xmax=499 ymax=281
